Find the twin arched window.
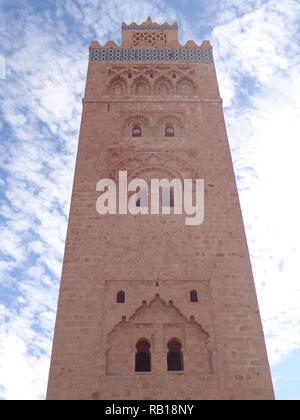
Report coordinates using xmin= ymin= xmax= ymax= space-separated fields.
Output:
xmin=117 ymin=290 xmax=197 ymax=303
xmin=135 ymin=339 xmax=183 ymax=372
xmin=132 ymin=125 xmax=175 ymax=137
xmin=135 ymin=188 xmax=174 ymax=208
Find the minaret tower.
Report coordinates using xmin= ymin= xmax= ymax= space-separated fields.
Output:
xmin=46 ymin=18 xmax=274 ymax=400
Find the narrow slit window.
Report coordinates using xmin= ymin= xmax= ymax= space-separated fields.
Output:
xmin=116 ymin=290 xmax=125 ymax=303
xmin=190 ymin=290 xmax=198 ymax=302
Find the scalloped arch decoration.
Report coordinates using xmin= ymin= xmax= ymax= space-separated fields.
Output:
xmin=108 ymin=151 xmax=199 ymax=182
xmin=154 ymin=76 xmax=173 ymax=95
xmin=122 ymin=114 xmax=150 ymax=136
xmin=176 ymin=76 xmax=196 ymax=95
xmin=108 ymin=75 xmax=128 ymax=95
xmin=132 ymin=76 xmax=151 ymax=95
xmin=105 ymin=295 xmax=212 ymax=375
xmin=156 ymin=113 xmax=184 ymax=137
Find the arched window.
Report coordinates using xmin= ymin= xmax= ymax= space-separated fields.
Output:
xmin=167 ymin=340 xmax=183 ymax=371
xmin=132 ymin=126 xmax=142 ymax=137
xmin=170 ymin=189 xmax=174 ymax=207
xmin=136 ymin=190 xmax=148 ymax=208
xmin=190 ymin=290 xmax=198 ymax=302
xmin=116 ymin=290 xmax=125 ymax=303
xmin=162 ymin=188 xmax=174 ymax=208
xmin=135 ymin=340 xmax=151 ymax=372
xmin=165 ymin=126 xmax=174 ymax=137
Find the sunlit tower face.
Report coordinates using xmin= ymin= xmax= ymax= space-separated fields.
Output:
xmin=46 ymin=17 xmax=274 ymax=401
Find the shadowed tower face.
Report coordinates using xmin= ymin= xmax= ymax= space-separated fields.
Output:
xmin=46 ymin=17 xmax=274 ymax=400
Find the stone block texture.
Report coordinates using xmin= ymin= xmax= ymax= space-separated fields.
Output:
xmin=46 ymin=18 xmax=274 ymax=400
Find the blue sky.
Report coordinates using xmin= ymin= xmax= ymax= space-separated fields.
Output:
xmin=1 ymin=0 xmax=300 ymax=400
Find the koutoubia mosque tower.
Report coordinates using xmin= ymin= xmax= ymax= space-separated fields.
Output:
xmin=46 ymin=18 xmax=274 ymax=400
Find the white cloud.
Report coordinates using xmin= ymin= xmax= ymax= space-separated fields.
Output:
xmin=212 ymin=0 xmax=300 ymax=364
xmin=0 ymin=5 xmax=86 ymax=402
xmin=212 ymin=0 xmax=300 ymax=107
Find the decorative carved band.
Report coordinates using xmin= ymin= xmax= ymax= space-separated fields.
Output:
xmin=122 ymin=25 xmax=178 ymax=30
xmin=89 ymin=48 xmax=213 ymax=62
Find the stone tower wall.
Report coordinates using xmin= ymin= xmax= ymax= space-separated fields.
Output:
xmin=46 ymin=19 xmax=274 ymax=400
